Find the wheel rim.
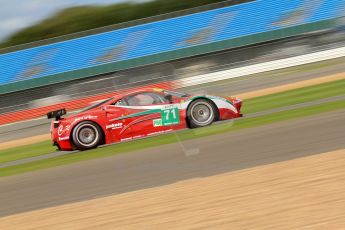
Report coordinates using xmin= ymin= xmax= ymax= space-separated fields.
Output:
xmin=76 ymin=124 xmax=99 ymax=147
xmin=191 ymin=102 xmax=214 ymax=125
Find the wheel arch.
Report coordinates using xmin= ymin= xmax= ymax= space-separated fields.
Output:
xmin=69 ymin=120 xmax=106 ymax=147
xmin=185 ymin=97 xmax=220 ymax=128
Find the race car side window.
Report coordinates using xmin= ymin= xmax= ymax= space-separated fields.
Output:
xmin=114 ymin=99 xmax=127 ymax=106
xmin=125 ymin=93 xmax=168 ymax=106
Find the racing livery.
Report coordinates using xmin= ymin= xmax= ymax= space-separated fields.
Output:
xmin=48 ymin=88 xmax=242 ymax=151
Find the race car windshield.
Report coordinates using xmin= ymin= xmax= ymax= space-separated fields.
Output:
xmin=163 ymin=90 xmax=190 ymax=98
xmin=81 ymin=97 xmax=114 ymax=112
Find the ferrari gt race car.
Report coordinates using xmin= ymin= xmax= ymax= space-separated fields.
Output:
xmin=48 ymin=88 xmax=242 ymax=151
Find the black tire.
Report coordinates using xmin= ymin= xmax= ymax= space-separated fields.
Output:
xmin=72 ymin=121 xmax=103 ymax=150
xmin=187 ymin=99 xmax=217 ymax=128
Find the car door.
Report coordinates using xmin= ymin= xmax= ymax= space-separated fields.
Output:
xmin=103 ymin=104 xmax=134 ymax=142
xmin=114 ymin=92 xmax=179 ymax=139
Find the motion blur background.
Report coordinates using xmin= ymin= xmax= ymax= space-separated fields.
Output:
xmin=0 ymin=0 xmax=344 ymax=117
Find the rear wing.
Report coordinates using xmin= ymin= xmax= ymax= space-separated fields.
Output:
xmin=47 ymin=109 xmax=66 ymax=120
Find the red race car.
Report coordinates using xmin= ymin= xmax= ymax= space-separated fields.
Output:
xmin=48 ymin=88 xmax=242 ymax=151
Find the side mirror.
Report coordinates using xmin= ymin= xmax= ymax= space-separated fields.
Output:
xmin=164 ymin=95 xmax=173 ymax=103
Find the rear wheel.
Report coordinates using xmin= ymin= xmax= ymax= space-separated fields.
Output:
xmin=187 ymin=99 xmax=216 ymax=128
xmin=72 ymin=121 xmax=102 ymax=150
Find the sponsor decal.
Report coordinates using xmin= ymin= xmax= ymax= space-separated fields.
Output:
xmin=106 ymin=122 xmax=123 ymax=129
xmin=58 ymin=124 xmax=70 ymax=136
xmin=162 ymin=104 xmax=177 ymax=110
xmin=147 ymin=129 xmax=173 ymax=136
xmin=58 ymin=126 xmax=64 ymax=136
xmin=58 ymin=136 xmax=70 ymax=141
xmin=72 ymin=115 xmax=98 ymax=124
xmin=121 ymin=137 xmax=132 ymax=142
xmin=153 ymin=119 xmax=163 ymax=127
xmin=161 ymin=106 xmax=180 ymax=126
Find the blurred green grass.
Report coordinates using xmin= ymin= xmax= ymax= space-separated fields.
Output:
xmin=242 ymin=79 xmax=345 ymax=114
xmin=0 ymin=141 xmax=54 ymax=164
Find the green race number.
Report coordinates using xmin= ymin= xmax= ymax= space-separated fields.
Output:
xmin=161 ymin=106 xmax=180 ymax=126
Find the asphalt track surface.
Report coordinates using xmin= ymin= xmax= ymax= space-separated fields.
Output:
xmin=0 ymin=109 xmax=345 ymax=217
xmin=1 ymin=61 xmax=345 ymax=143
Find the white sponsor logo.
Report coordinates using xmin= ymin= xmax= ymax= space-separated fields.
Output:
xmin=106 ymin=122 xmax=123 ymax=129
xmin=57 ymin=125 xmax=70 ymax=136
xmin=58 ymin=126 xmax=64 ymax=136
xmin=59 ymin=136 xmax=70 ymax=141
xmin=72 ymin=115 xmax=98 ymax=124
xmin=147 ymin=129 xmax=173 ymax=136
xmin=153 ymin=119 xmax=162 ymax=127
xmin=121 ymin=137 xmax=132 ymax=142
xmin=162 ymin=104 xmax=178 ymax=110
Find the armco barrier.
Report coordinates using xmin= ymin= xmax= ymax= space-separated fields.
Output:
xmin=0 ymin=0 xmax=343 ymax=94
xmin=176 ymin=46 xmax=345 ymax=88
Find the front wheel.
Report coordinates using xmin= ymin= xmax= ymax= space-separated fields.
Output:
xmin=72 ymin=121 xmax=103 ymax=150
xmin=187 ymin=99 xmax=216 ymax=128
